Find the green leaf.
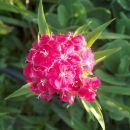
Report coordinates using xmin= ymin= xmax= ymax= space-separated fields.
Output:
xmin=46 ymin=124 xmax=59 ymax=130
xmin=0 ymin=106 xmax=21 ymax=114
xmin=87 ymin=8 xmax=111 ymax=23
xmin=86 ymin=19 xmax=115 ymax=48
xmin=0 ymin=16 xmax=27 ymax=27
xmin=117 ymin=0 xmax=130 ymax=11
xmin=0 ymin=113 xmax=8 ymax=116
xmin=99 ymin=32 xmax=130 ymax=40
xmin=38 ymin=0 xmax=50 ymax=35
xmin=52 ymin=103 xmax=89 ymax=130
xmin=99 ymin=94 xmax=130 ymax=120
xmin=94 ymin=48 xmax=121 ymax=63
xmin=82 ymin=100 xmax=105 ymax=130
xmin=0 ymin=21 xmax=13 ymax=35
xmin=116 ymin=73 xmax=130 ymax=77
xmin=74 ymin=21 xmax=92 ymax=36
xmin=57 ymin=5 xmax=68 ymax=26
xmin=0 ymin=2 xmax=36 ymax=23
xmin=102 ymin=40 xmax=130 ymax=73
xmin=51 ymin=103 xmax=72 ymax=127
xmin=100 ymin=85 xmax=130 ymax=96
xmin=0 ymin=2 xmax=19 ymax=13
xmin=43 ymin=0 xmax=58 ymax=3
xmin=5 ymin=83 xmax=31 ymax=100
xmin=118 ymin=56 xmax=130 ymax=74
xmin=95 ymin=69 xmax=126 ymax=86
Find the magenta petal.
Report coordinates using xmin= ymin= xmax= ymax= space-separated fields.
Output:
xmin=91 ymin=77 xmax=101 ymax=89
xmin=60 ymin=92 xmax=75 ymax=104
xmin=40 ymin=93 xmax=53 ymax=101
xmin=55 ymin=78 xmax=62 ymax=90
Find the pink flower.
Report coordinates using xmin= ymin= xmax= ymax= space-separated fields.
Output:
xmin=60 ymin=91 xmax=75 ymax=104
xmin=78 ymin=77 xmax=101 ymax=102
xmin=81 ymin=48 xmax=96 ymax=73
xmin=23 ymin=33 xmax=101 ymax=104
xmin=78 ymin=87 xmax=96 ymax=102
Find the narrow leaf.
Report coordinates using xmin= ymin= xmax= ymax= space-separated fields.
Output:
xmin=52 ymin=103 xmax=89 ymax=130
xmin=99 ymin=32 xmax=130 ymax=40
xmin=38 ymin=0 xmax=50 ymax=35
xmin=99 ymin=94 xmax=130 ymax=119
xmin=5 ymin=83 xmax=31 ymax=100
xmin=0 ymin=21 xmax=13 ymax=35
xmin=0 ymin=16 xmax=27 ymax=27
xmin=57 ymin=5 xmax=68 ymax=26
xmin=100 ymin=85 xmax=130 ymax=95
xmin=0 ymin=113 xmax=8 ymax=116
xmin=82 ymin=100 xmax=105 ymax=130
xmin=0 ymin=106 xmax=21 ymax=113
xmin=86 ymin=19 xmax=115 ymax=48
xmin=46 ymin=124 xmax=59 ymax=130
xmin=94 ymin=48 xmax=121 ymax=63
xmin=95 ymin=69 xmax=126 ymax=86
xmin=74 ymin=21 xmax=92 ymax=36
xmin=0 ymin=2 xmax=36 ymax=23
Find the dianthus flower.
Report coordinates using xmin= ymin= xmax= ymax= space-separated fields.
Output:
xmin=23 ymin=32 xmax=101 ymax=104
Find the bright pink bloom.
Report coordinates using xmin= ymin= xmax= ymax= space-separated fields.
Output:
xmin=23 ymin=33 xmax=101 ymax=104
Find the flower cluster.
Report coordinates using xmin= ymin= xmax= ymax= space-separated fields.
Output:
xmin=23 ymin=32 xmax=101 ymax=104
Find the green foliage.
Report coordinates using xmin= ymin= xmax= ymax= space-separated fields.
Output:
xmin=94 ymin=48 xmax=121 ymax=63
xmin=86 ymin=19 xmax=115 ymax=48
xmin=82 ymin=100 xmax=105 ymax=130
xmin=0 ymin=21 xmax=13 ymax=35
xmin=57 ymin=5 xmax=68 ymax=27
xmin=5 ymin=83 xmax=31 ymax=100
xmin=1 ymin=0 xmax=130 ymax=130
xmin=38 ymin=0 xmax=50 ymax=35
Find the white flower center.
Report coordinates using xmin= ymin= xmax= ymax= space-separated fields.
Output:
xmin=41 ymin=49 xmax=48 ymax=57
xmin=59 ymin=72 xmax=66 ymax=77
xmin=86 ymin=61 xmax=91 ymax=66
xmin=60 ymin=54 xmax=67 ymax=60
xmin=41 ymin=79 xmax=46 ymax=85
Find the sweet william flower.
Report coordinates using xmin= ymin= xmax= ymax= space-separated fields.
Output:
xmin=23 ymin=33 xmax=101 ymax=104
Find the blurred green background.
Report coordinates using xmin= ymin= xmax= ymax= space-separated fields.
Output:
xmin=0 ymin=0 xmax=130 ymax=130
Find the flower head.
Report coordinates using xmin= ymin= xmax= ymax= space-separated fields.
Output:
xmin=23 ymin=33 xmax=101 ymax=104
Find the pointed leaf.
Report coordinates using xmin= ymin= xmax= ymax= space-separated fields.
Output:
xmin=82 ymin=100 xmax=105 ymax=130
xmin=86 ymin=19 xmax=115 ymax=48
xmin=74 ymin=21 xmax=92 ymax=36
xmin=99 ymin=32 xmax=130 ymax=40
xmin=5 ymin=83 xmax=31 ymax=100
xmin=94 ymin=48 xmax=121 ymax=63
xmin=38 ymin=0 xmax=50 ymax=35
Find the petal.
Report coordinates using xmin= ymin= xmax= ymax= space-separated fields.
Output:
xmin=55 ymin=78 xmax=62 ymax=90
xmin=60 ymin=92 xmax=75 ymax=104
xmin=26 ymin=49 xmax=37 ymax=62
xmin=40 ymin=93 xmax=53 ymax=101
xmin=33 ymin=52 xmax=45 ymax=66
xmin=91 ymin=77 xmax=101 ymax=89
xmin=30 ymin=82 xmax=41 ymax=94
